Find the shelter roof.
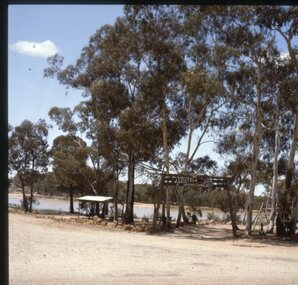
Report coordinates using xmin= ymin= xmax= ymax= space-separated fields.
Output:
xmin=77 ymin=196 xmax=113 ymax=202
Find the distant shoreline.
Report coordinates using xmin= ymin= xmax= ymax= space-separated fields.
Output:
xmin=9 ymin=191 xmax=69 ymax=201
xmin=8 ymin=192 xmax=222 ymax=212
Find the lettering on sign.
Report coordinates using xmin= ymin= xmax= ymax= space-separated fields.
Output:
xmin=161 ymin=174 xmax=233 ymax=191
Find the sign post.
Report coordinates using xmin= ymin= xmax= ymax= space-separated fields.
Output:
xmin=154 ymin=173 xmax=236 ymax=237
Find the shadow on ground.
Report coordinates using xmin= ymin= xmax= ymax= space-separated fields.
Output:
xmin=156 ymin=223 xmax=298 ymax=247
xmin=171 ymin=224 xmax=236 ymax=241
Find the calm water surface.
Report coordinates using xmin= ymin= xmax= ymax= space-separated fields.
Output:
xmin=9 ymin=196 xmax=231 ymax=220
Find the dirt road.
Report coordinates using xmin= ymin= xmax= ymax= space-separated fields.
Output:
xmin=9 ymin=212 xmax=298 ymax=285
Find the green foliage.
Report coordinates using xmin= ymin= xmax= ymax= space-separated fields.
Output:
xmin=9 ymin=119 xmax=50 ymax=211
xmin=49 ymin=107 xmax=77 ymax=135
xmin=34 ymin=172 xmax=60 ymax=196
xmin=51 ymin=135 xmax=88 ymax=190
xmin=42 ymin=5 xmax=298 ymax=232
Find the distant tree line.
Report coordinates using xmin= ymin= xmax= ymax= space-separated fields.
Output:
xmin=9 ymin=6 xmax=298 ymax=237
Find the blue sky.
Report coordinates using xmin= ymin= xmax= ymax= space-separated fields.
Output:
xmin=8 ymin=5 xmax=124 ymax=145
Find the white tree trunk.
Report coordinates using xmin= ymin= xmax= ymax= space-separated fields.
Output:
xmin=277 ymin=111 xmax=298 ymax=236
xmin=245 ymin=73 xmax=262 ymax=235
xmin=267 ymin=125 xmax=280 ymax=233
xmin=287 ymin=111 xmax=298 ymax=177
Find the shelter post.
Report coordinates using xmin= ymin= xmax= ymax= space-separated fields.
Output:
xmin=96 ymin=203 xmax=99 ymax=216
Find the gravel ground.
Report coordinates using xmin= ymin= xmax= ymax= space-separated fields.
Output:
xmin=9 ymin=212 xmax=298 ymax=285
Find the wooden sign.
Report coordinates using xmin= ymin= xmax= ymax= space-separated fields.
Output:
xmin=161 ymin=173 xmax=233 ymax=191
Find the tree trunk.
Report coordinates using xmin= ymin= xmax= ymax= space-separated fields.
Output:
xmin=181 ymin=201 xmax=189 ymax=224
xmin=227 ymin=186 xmax=237 ymax=238
xmin=113 ymin=171 xmax=119 ymax=221
xmin=291 ymin=200 xmax=298 ymax=235
xmin=277 ymin=110 xmax=298 ymax=237
xmin=178 ymin=114 xmax=197 ymax=228
xmin=124 ymin=151 xmax=135 ymax=224
xmin=166 ymin=186 xmax=171 ymax=228
xmin=161 ymin=105 xmax=171 ymax=230
xmin=245 ymin=136 xmax=259 ymax=235
xmin=20 ymin=177 xmax=29 ymax=212
xmin=29 ymin=184 xmax=34 ymax=212
xmin=69 ymin=188 xmax=74 ymax=214
xmin=162 ymin=200 xmax=166 ymax=225
xmin=176 ymin=188 xmax=182 ymax=227
xmin=152 ymin=183 xmax=164 ymax=232
xmin=178 ymin=188 xmax=189 ymax=224
xmin=267 ymin=125 xmax=280 ymax=233
xmin=29 ymin=159 xmax=35 ymax=212
xmin=245 ymin=73 xmax=262 ymax=235
xmin=176 ymin=205 xmax=182 ymax=227
xmin=121 ymin=202 xmax=125 ymax=221
xmin=233 ymin=187 xmax=241 ymax=231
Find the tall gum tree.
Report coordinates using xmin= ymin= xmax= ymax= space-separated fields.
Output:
xmin=45 ymin=14 xmax=166 ymax=223
xmin=51 ymin=135 xmax=89 ymax=213
xmin=174 ymin=6 xmax=253 ymax=229
xmin=124 ymin=5 xmax=188 ymax=229
xmin=203 ymin=6 xmax=281 ymax=234
xmin=48 ymin=106 xmax=109 ymax=197
xmin=256 ymin=6 xmax=298 ymax=236
xmin=118 ymin=100 xmax=164 ymax=224
xmin=9 ymin=120 xmax=50 ymax=212
xmin=45 ymin=20 xmax=134 ymax=220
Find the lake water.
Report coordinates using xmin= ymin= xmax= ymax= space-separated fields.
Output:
xmin=9 ymin=196 xmax=231 ymax=221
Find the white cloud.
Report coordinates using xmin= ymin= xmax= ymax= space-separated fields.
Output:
xmin=9 ymin=40 xmax=59 ymax=58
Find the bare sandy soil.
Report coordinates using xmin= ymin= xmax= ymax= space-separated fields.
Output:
xmin=9 ymin=212 xmax=298 ymax=285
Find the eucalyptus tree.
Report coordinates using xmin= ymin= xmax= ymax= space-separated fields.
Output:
xmin=51 ymin=135 xmax=89 ymax=213
xmin=48 ymin=106 xmax=111 ymax=197
xmin=259 ymin=113 xmax=291 ymax=234
xmin=225 ymin=157 xmax=250 ymax=217
xmin=8 ymin=119 xmax=50 ymax=212
xmin=124 ymin=5 xmax=187 ymax=171
xmin=205 ymin=6 xmax=281 ymax=234
xmin=76 ymin=16 xmax=166 ymax=224
xmin=45 ymin=19 xmax=134 ymax=220
xmin=118 ymin=99 xmax=165 ymax=223
xmin=45 ymin=14 xmax=168 ymax=223
xmin=213 ymin=9 xmax=292 ymax=234
xmin=256 ymin=6 xmax=298 ymax=236
xmin=167 ymin=5 xmax=231 ymax=225
xmin=174 ymin=68 xmax=226 ymax=224
xmin=123 ymin=5 xmax=188 ymax=228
